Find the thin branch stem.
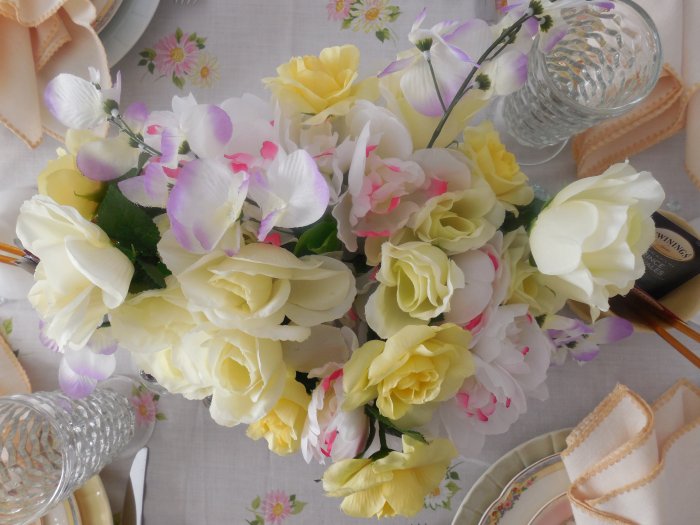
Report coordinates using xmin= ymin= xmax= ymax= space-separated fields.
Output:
xmin=426 ymin=55 xmax=448 ymax=113
xmin=109 ymin=115 xmax=161 ymax=157
xmin=426 ymin=12 xmax=533 ymax=148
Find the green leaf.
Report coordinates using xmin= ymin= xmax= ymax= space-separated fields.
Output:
xmin=137 ymin=259 xmax=167 ymax=289
xmin=139 ymin=49 xmax=155 ymax=58
xmin=175 ymin=27 xmax=183 ymax=43
xmin=289 ymin=494 xmax=296 ymax=502
xmin=138 ymin=59 xmax=148 ymax=66
xmin=293 ymin=216 xmax=340 ymax=256
xmin=251 ymin=496 xmax=261 ymax=510
xmin=375 ymin=28 xmax=391 ymax=42
xmin=341 ymin=18 xmax=353 ymax=29
xmin=188 ymin=32 xmax=198 ymax=41
xmin=147 ymin=62 xmax=155 ymax=74
xmin=2 ymin=318 xmax=13 ymax=336
xmin=291 ymin=500 xmax=307 ymax=514
xmin=155 ymin=413 xmax=167 ymax=421
xmin=172 ymin=74 xmax=185 ymax=90
xmin=449 ymin=471 xmax=459 ymax=480
xmin=96 ymin=184 xmax=161 ymax=257
xmin=445 ymin=481 xmax=460 ymax=492
xmin=500 ymin=197 xmax=548 ymax=234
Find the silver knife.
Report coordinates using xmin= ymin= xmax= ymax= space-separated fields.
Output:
xmin=121 ymin=447 xmax=148 ymax=525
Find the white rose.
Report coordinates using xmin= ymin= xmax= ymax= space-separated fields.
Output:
xmin=529 ymin=163 xmax=664 ymax=315
xmin=16 ymin=195 xmax=134 ymax=348
xmin=174 ymin=243 xmax=356 ymax=341
xmin=110 ymin=276 xmax=203 ymax=354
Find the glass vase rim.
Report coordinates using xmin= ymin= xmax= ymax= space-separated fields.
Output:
xmin=533 ymin=0 xmax=663 ymax=117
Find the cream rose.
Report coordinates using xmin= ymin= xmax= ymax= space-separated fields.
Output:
xmin=247 ymin=374 xmax=310 ymax=455
xmin=322 ymin=436 xmax=457 ymax=518
xmin=460 ymin=121 xmax=533 ymax=212
xmin=175 ymin=243 xmax=356 ymax=341
xmin=264 ymin=45 xmax=378 ymax=125
xmin=364 ymin=241 xmax=464 ymax=339
xmin=343 ymin=323 xmax=474 ymax=423
xmin=110 ymin=276 xmax=203 ymax=354
xmin=529 ymin=163 xmax=665 ymax=314
xmin=502 ymin=227 xmax=565 ymax=317
xmin=16 ymin=195 xmax=134 ymax=348
xmin=208 ymin=330 xmax=287 ymax=427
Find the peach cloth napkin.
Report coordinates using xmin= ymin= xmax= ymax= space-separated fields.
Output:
xmin=0 ymin=0 xmax=110 ymax=147
xmin=561 ymin=380 xmax=700 ymax=524
xmin=572 ymin=0 xmax=700 ymax=189
xmin=0 ymin=334 xmax=31 ymax=396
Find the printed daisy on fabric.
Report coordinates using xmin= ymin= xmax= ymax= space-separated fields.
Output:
xmin=138 ymin=28 xmax=219 ymax=89
xmin=246 ymin=491 xmax=306 ymax=525
xmin=327 ymin=0 xmax=401 ymax=42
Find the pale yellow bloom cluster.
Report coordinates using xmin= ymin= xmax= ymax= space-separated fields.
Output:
xmin=264 ymin=45 xmax=378 ymax=125
xmin=322 ymin=436 xmax=457 ymax=518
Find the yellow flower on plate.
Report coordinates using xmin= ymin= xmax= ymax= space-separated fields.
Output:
xmin=264 ymin=45 xmax=378 ymax=125
xmin=322 ymin=435 xmax=457 ymax=518
xmin=364 ymin=241 xmax=464 ymax=338
xmin=247 ymin=374 xmax=311 ymax=456
xmin=460 ymin=121 xmax=533 ymax=213
xmin=344 ymin=323 xmax=474 ymax=423
xmin=38 ymin=130 xmax=104 ymax=219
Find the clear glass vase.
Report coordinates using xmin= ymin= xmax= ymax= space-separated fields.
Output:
xmin=0 ymin=388 xmax=135 ymax=525
xmin=500 ymin=0 xmax=662 ymax=162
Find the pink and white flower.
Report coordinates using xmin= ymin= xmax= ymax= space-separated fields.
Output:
xmin=301 ymin=364 xmax=368 ymax=464
xmin=130 ymin=389 xmax=159 ymax=426
xmin=333 ymin=122 xmax=425 ymax=251
xmin=327 ymin=0 xmax=351 ymax=21
xmin=439 ymin=304 xmax=552 ymax=457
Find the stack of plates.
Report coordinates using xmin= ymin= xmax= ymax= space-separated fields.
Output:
xmin=453 ymin=429 xmax=575 ymax=525
xmin=37 ymin=476 xmax=113 ymax=525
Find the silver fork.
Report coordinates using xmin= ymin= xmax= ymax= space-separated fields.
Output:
xmin=173 ymin=0 xmax=199 ymax=5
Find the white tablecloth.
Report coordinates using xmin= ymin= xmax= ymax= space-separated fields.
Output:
xmin=1 ymin=1 xmax=698 ymax=524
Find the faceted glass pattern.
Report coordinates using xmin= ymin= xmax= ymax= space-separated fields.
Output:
xmin=0 ymin=389 xmax=134 ymax=524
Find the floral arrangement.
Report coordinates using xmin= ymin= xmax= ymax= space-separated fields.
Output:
xmin=13 ymin=1 xmax=664 ymax=519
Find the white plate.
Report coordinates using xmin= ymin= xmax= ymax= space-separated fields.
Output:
xmin=40 ymin=495 xmax=82 ymax=525
xmin=100 ymin=0 xmax=160 ymax=67
xmin=452 ymin=429 xmax=572 ymax=525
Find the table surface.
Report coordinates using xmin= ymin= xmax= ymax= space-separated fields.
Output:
xmin=1 ymin=1 xmax=699 ymax=524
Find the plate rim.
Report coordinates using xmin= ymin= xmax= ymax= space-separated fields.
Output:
xmin=100 ymin=0 xmax=161 ymax=67
xmin=451 ymin=428 xmax=571 ymax=525
xmin=73 ymin=475 xmax=113 ymax=525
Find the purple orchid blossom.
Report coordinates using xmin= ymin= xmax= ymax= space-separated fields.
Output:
xmin=544 ymin=315 xmax=634 ymax=365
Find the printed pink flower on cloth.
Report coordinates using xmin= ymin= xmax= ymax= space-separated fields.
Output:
xmin=154 ymin=31 xmax=199 ymax=77
xmin=261 ymin=490 xmax=293 ymax=525
xmin=131 ymin=390 xmax=158 ymax=426
xmin=327 ymin=0 xmax=351 ymax=21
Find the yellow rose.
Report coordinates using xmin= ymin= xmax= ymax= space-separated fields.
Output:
xmin=460 ymin=121 xmax=533 ymax=213
xmin=379 ymin=73 xmax=487 ymax=149
xmin=264 ymin=45 xmax=378 ymax=125
xmin=207 ymin=330 xmax=288 ymax=427
xmin=322 ymin=436 xmax=457 ymax=518
xmin=502 ymin=227 xmax=565 ymax=316
xmin=344 ymin=324 xmax=474 ymax=423
xmin=37 ymin=130 xmax=104 ymax=219
xmin=247 ymin=374 xmax=310 ymax=455
xmin=364 ymin=241 xmax=464 ymax=338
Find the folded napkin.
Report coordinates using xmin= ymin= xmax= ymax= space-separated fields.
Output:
xmin=0 ymin=0 xmax=110 ymax=147
xmin=561 ymin=380 xmax=700 ymax=524
xmin=573 ymin=0 xmax=700 ymax=189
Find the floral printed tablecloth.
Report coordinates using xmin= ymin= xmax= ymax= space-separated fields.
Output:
xmin=0 ymin=1 xmax=698 ymax=524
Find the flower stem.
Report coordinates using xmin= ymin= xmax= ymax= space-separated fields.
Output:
xmin=109 ymin=115 xmax=161 ymax=157
xmin=426 ymin=12 xmax=533 ymax=148
xmin=426 ymin=55 xmax=448 ymax=114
